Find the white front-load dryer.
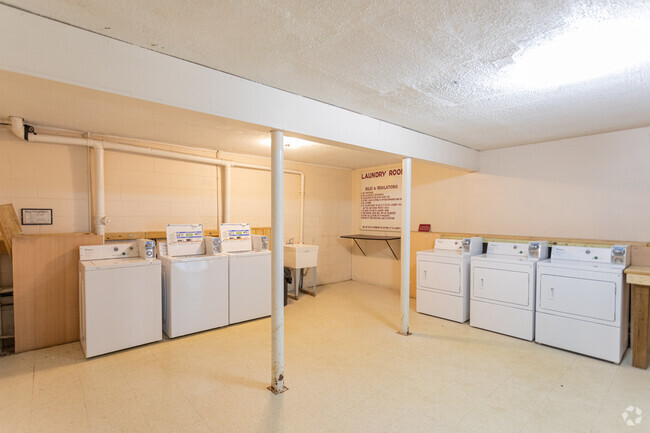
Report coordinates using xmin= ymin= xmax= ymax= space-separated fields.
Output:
xmin=535 ymin=245 xmax=630 ymax=363
xmin=470 ymin=241 xmax=549 ymax=340
xmin=416 ymin=237 xmax=483 ymax=323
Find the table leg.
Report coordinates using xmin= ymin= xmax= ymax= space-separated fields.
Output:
xmin=287 ymin=268 xmax=299 ymax=300
xmin=299 ymin=267 xmax=317 ymax=297
xmin=632 ymin=284 xmax=649 ymax=369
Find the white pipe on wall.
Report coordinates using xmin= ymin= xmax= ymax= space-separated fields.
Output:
xmin=229 ymin=161 xmax=305 ymax=244
xmin=400 ymin=157 xmax=412 ymax=336
xmin=93 ymin=146 xmax=108 ymax=236
xmin=223 ymin=163 xmax=232 ymax=223
xmin=298 ymin=174 xmax=305 ymax=245
xmin=9 ymin=116 xmax=23 ymax=139
xmin=269 ymin=129 xmax=287 ymax=394
xmin=7 ymin=117 xmax=305 ymax=241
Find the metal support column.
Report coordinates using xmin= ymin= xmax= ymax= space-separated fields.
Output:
xmin=269 ymin=130 xmax=288 ymax=394
xmin=399 ymin=157 xmax=412 ymax=336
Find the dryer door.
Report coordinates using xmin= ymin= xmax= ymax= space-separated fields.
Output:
xmin=418 ymin=259 xmax=461 ymax=294
xmin=538 ymin=274 xmax=617 ymax=322
xmin=472 ymin=266 xmax=531 ymax=307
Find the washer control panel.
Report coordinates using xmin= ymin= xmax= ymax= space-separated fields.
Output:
xmin=80 ymin=242 xmax=139 ymax=260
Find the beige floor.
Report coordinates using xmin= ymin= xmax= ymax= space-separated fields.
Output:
xmin=1 ymin=280 xmax=649 ymax=433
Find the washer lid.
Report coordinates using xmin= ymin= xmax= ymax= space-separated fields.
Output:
xmin=81 ymin=257 xmax=160 ymax=270
xmin=537 ymin=258 xmax=625 ymax=273
xmin=160 ymin=254 xmax=228 ymax=263
xmin=225 ymin=251 xmax=271 ymax=258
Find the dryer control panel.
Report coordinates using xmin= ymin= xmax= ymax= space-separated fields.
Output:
xmin=486 ymin=241 xmax=549 ymax=260
xmin=434 ymin=239 xmax=462 ymax=251
xmin=550 ymin=245 xmax=629 ymax=267
xmin=487 ymin=242 xmax=526 ymax=256
xmin=435 ymin=237 xmax=483 ymax=255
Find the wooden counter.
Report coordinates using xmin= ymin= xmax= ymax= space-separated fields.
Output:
xmin=625 ymin=266 xmax=650 ymax=369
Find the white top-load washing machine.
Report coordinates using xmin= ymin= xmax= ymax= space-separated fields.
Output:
xmin=470 ymin=241 xmax=549 ymax=340
xmin=79 ymin=240 xmax=161 ymax=358
xmin=227 ymin=250 xmax=271 ymax=324
xmin=159 ymin=235 xmax=229 ymax=339
xmin=220 ymin=223 xmax=271 ymax=324
xmin=535 ymin=245 xmax=630 ymax=363
xmin=417 ymin=237 xmax=483 ymax=323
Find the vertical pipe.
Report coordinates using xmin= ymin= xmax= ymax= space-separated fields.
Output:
xmin=94 ymin=145 xmax=107 ymax=237
xmin=269 ymin=130 xmax=287 ymax=394
xmin=399 ymin=157 xmax=412 ymax=336
xmin=86 ymin=146 xmax=93 ymax=233
xmin=298 ymin=173 xmax=304 ymax=244
xmin=224 ymin=163 xmax=232 ymax=223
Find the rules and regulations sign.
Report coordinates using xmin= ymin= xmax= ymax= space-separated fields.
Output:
xmin=360 ymin=167 xmax=402 ymax=231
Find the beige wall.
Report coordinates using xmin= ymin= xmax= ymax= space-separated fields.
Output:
xmin=351 ymin=126 xmax=650 ymax=290
xmin=413 ymin=126 xmax=650 ymax=241
xmin=0 ymin=130 xmax=89 ymax=286
xmin=349 ymin=163 xmax=402 ymax=289
xmin=103 ymin=150 xmax=220 ymax=233
xmin=0 ymin=130 xmax=90 ymax=234
xmin=0 ymin=131 xmax=353 ymax=286
xmin=222 ymin=152 xmax=354 ymax=285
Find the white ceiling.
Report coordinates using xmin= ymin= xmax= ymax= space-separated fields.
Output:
xmin=3 ymin=0 xmax=650 ymax=151
xmin=0 ymin=70 xmax=400 ymax=169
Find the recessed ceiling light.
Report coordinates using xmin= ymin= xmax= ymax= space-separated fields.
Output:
xmin=502 ymin=14 xmax=650 ymax=89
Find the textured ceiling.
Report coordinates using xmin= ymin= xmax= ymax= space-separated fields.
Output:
xmin=2 ymin=0 xmax=650 ymax=150
xmin=0 ymin=70 xmax=399 ymax=169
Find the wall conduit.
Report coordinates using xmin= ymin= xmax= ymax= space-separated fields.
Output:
xmin=8 ymin=116 xmax=305 ymax=242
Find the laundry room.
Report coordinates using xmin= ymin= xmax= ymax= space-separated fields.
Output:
xmin=2 ymin=2 xmax=650 ymax=433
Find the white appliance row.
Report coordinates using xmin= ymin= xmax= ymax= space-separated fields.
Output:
xmin=161 ymin=246 xmax=271 ymax=338
xmin=79 ymin=239 xmax=271 ymax=358
xmin=416 ymin=239 xmax=630 ymax=363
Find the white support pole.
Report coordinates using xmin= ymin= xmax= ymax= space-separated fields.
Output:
xmin=399 ymin=157 xmax=412 ymax=336
xmin=223 ymin=163 xmax=232 ymax=223
xmin=269 ymin=129 xmax=287 ymax=394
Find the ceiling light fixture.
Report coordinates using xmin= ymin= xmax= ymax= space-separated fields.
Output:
xmin=261 ymin=136 xmax=314 ymax=149
xmin=503 ymin=14 xmax=650 ymax=89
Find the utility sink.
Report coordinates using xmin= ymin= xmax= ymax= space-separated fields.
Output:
xmin=284 ymin=244 xmax=318 ymax=268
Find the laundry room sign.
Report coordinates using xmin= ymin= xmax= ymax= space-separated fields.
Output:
xmin=360 ymin=167 xmax=402 ymax=231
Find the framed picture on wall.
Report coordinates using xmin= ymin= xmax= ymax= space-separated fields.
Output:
xmin=21 ymin=208 xmax=53 ymax=225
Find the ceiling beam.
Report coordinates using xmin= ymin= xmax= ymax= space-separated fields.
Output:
xmin=0 ymin=5 xmax=478 ymax=170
